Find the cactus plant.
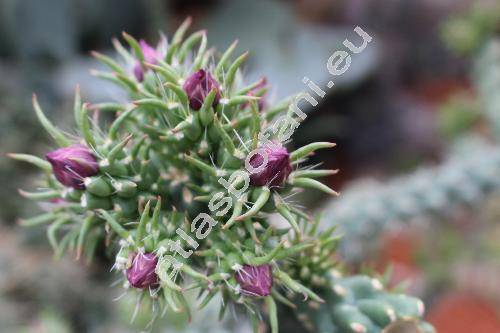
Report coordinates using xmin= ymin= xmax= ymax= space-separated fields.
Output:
xmin=441 ymin=1 xmax=500 ymax=56
xmin=322 ymin=139 xmax=500 ymax=262
xmin=296 ymin=272 xmax=435 ymax=333
xmin=10 ymin=19 xmax=430 ymax=332
xmin=325 ymin=33 xmax=500 ymax=263
xmin=475 ymin=38 xmax=500 ymax=140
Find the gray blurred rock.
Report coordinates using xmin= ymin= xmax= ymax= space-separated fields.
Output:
xmin=202 ymin=0 xmax=379 ymax=99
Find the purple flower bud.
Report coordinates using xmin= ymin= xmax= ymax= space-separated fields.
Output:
xmin=182 ymin=69 xmax=221 ymax=110
xmin=45 ymin=144 xmax=99 ymax=190
xmin=133 ymin=40 xmax=161 ymax=82
xmin=140 ymin=40 xmax=160 ymax=64
xmin=244 ymin=77 xmax=267 ymax=111
xmin=126 ymin=252 xmax=159 ymax=289
xmin=133 ymin=63 xmax=145 ymax=82
xmin=249 ymin=143 xmax=292 ymax=187
xmin=235 ymin=264 xmax=273 ymax=297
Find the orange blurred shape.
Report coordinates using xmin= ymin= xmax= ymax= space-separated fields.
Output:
xmin=379 ymin=230 xmax=420 ymax=266
xmin=376 ymin=230 xmax=424 ymax=292
xmin=427 ymin=293 xmax=500 ymax=333
xmin=409 ymin=79 xmax=473 ymax=105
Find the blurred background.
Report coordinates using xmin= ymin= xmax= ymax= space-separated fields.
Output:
xmin=1 ymin=0 xmax=500 ymax=332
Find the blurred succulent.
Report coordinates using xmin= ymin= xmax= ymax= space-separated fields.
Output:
xmin=327 ymin=31 xmax=500 ymax=263
xmin=297 ymin=272 xmax=435 ymax=333
xmin=322 ymin=139 xmax=500 ymax=263
xmin=441 ymin=1 xmax=500 ymax=55
xmin=11 ymin=18 xmax=430 ymax=332
xmin=437 ymin=92 xmax=481 ymax=140
xmin=475 ymin=38 xmax=500 ymax=141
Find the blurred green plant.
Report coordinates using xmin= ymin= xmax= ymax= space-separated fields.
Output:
xmin=437 ymin=92 xmax=481 ymax=140
xmin=441 ymin=1 xmax=500 ymax=56
xmin=475 ymin=38 xmax=500 ymax=140
xmin=297 ymin=272 xmax=435 ymax=333
xmin=19 ymin=310 xmax=71 ymax=333
xmin=322 ymin=138 xmax=500 ymax=262
xmin=327 ymin=22 xmax=500 ymax=263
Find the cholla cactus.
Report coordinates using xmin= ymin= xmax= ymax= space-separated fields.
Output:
xmin=326 ymin=38 xmax=500 ymax=264
xmin=323 ymin=139 xmax=500 ymax=262
xmin=10 ymin=19 xmax=430 ymax=332
xmin=475 ymin=38 xmax=500 ymax=140
xmin=297 ymin=273 xmax=435 ymax=333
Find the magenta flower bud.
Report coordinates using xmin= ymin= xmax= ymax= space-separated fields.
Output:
xmin=248 ymin=143 xmax=292 ymax=187
xmin=235 ymin=264 xmax=273 ymax=297
xmin=133 ymin=63 xmax=145 ymax=82
xmin=133 ymin=40 xmax=160 ymax=82
xmin=126 ymin=252 xmax=159 ymax=289
xmin=182 ymin=69 xmax=221 ymax=110
xmin=244 ymin=77 xmax=267 ymax=111
xmin=45 ymin=144 xmax=99 ymax=190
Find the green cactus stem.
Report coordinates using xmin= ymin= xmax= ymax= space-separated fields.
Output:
xmin=11 ymin=18 xmax=431 ymax=332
